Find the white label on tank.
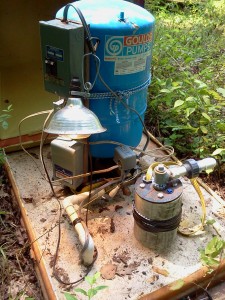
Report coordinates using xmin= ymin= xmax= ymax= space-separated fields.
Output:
xmin=104 ymin=31 xmax=153 ymax=75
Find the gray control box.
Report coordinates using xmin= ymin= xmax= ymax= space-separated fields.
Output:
xmin=39 ymin=19 xmax=84 ymax=97
xmin=114 ymin=145 xmax=136 ymax=171
xmin=51 ymin=138 xmax=84 ymax=190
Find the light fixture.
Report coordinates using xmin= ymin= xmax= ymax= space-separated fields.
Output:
xmin=44 ymin=98 xmax=106 ymax=138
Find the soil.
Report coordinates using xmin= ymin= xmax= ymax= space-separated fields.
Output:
xmin=0 ymin=163 xmax=224 ymax=300
xmin=200 ymin=170 xmax=225 ymax=201
xmin=0 ymin=166 xmax=43 ymax=300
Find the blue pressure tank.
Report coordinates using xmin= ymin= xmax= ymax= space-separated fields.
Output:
xmin=56 ymin=0 xmax=155 ymax=158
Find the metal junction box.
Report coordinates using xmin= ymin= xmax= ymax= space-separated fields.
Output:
xmin=51 ymin=138 xmax=84 ymax=190
xmin=39 ymin=19 xmax=84 ymax=97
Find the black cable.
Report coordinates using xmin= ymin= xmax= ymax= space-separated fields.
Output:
xmin=62 ymin=3 xmax=95 ymax=53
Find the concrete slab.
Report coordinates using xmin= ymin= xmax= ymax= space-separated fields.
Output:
xmin=6 ymin=141 xmax=225 ymax=300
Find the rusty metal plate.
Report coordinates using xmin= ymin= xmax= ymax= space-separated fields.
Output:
xmin=135 ymin=176 xmax=183 ymax=203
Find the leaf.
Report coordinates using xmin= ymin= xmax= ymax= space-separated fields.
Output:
xmin=64 ymin=292 xmax=78 ymax=300
xmin=185 ymin=96 xmax=195 ymax=102
xmin=85 ymin=275 xmax=95 ymax=286
xmin=216 ymin=123 xmax=225 ymax=131
xmin=201 ymin=112 xmax=211 ymax=121
xmin=100 ymin=264 xmax=117 ymax=280
xmin=205 ymin=236 xmax=225 ymax=257
xmin=202 ymin=95 xmax=210 ymax=105
xmin=206 ymin=219 xmax=216 ymax=225
xmin=152 ymin=266 xmax=169 ymax=277
xmin=194 ymin=79 xmax=207 ymax=89
xmin=85 ymin=272 xmax=101 ymax=285
xmin=93 ymin=272 xmax=101 ymax=281
xmin=93 ymin=285 xmax=108 ymax=292
xmin=208 ymin=90 xmax=223 ymax=100
xmin=216 ymin=88 xmax=225 ymax=97
xmin=0 ymin=211 xmax=9 ymax=215
xmin=1 ymin=121 xmax=8 ymax=129
xmin=87 ymin=288 xmax=98 ymax=298
xmin=170 ymin=279 xmax=185 ymax=291
xmin=200 ymin=126 xmax=208 ymax=134
xmin=0 ymin=247 xmax=6 ymax=259
xmin=185 ymin=107 xmax=195 ymax=117
xmin=174 ymin=100 xmax=184 ymax=108
xmin=74 ymin=288 xmax=87 ymax=296
xmin=159 ymin=88 xmax=171 ymax=93
xmin=212 ymin=148 xmax=225 ymax=156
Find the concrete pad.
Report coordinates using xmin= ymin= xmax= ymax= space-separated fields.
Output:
xmin=6 ymin=141 xmax=225 ymax=300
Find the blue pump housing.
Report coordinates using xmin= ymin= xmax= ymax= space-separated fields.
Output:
xmin=56 ymin=0 xmax=155 ymax=157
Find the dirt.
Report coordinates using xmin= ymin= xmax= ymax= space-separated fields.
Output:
xmin=200 ymin=170 xmax=225 ymax=201
xmin=0 ymin=166 xmax=43 ymax=300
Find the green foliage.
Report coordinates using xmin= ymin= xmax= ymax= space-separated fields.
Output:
xmin=0 ymin=105 xmax=12 ymax=130
xmin=0 ymin=105 xmax=12 ymax=165
xmin=64 ymin=272 xmax=107 ymax=300
xmin=145 ymin=0 xmax=225 ymax=163
xmin=200 ymin=236 xmax=225 ymax=270
xmin=148 ymin=78 xmax=225 ymax=158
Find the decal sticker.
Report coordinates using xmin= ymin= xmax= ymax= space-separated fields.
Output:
xmin=55 ymin=164 xmax=73 ymax=184
xmin=104 ymin=32 xmax=153 ymax=75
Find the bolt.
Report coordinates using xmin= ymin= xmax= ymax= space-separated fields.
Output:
xmin=167 ymin=188 xmax=173 ymax=194
xmin=157 ymin=192 xmax=164 ymax=199
xmin=157 ymin=164 xmax=165 ymax=172
xmin=139 ymin=183 xmax=146 ymax=188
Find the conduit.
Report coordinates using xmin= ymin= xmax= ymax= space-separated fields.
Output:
xmin=4 ymin=158 xmax=57 ymax=300
xmin=62 ymin=183 xmax=121 ymax=265
xmin=62 ymin=191 xmax=104 ymax=266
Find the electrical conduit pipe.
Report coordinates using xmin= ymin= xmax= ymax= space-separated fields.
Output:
xmin=62 ymin=184 xmax=121 ymax=265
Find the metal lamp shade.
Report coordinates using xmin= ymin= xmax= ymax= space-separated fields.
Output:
xmin=44 ymin=98 xmax=106 ymax=136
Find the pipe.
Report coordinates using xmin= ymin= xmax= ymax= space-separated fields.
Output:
xmin=63 ymin=196 xmax=95 ymax=266
xmin=170 ymin=158 xmax=217 ymax=179
xmin=62 ymin=185 xmax=121 ymax=265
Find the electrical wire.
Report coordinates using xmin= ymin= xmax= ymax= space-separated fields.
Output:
xmin=52 ymin=164 xmax=119 ymax=184
xmin=78 ymin=178 xmax=123 ymax=215
xmin=39 ymin=118 xmax=97 ymax=285
xmin=18 ymin=110 xmax=53 ymax=180
xmin=84 ymin=139 xmax=174 ymax=159
xmin=40 ymin=139 xmax=97 ymax=285
xmin=82 ymin=53 xmax=101 ymax=91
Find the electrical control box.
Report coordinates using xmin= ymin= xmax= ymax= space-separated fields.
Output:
xmin=114 ymin=145 xmax=137 ymax=171
xmin=39 ymin=19 xmax=84 ymax=97
xmin=51 ymin=138 xmax=84 ymax=190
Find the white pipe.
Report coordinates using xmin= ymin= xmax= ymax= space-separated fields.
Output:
xmin=62 ymin=186 xmax=120 ymax=265
xmin=63 ymin=196 xmax=94 ymax=266
xmin=197 ymin=158 xmax=217 ymax=173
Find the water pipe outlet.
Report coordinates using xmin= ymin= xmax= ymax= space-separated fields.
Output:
xmin=169 ymin=158 xmax=217 ymax=179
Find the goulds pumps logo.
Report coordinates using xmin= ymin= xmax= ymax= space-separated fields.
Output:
xmin=105 ymin=32 xmax=153 ymax=59
xmin=105 ymin=36 xmax=123 ymax=56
